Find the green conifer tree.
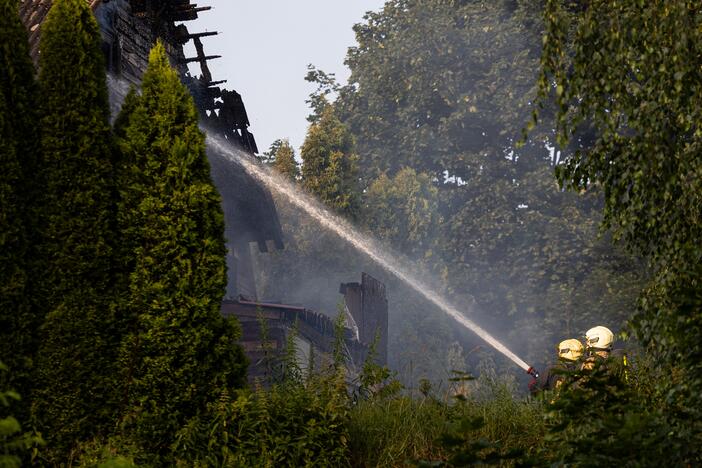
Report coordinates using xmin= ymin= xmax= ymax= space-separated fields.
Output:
xmin=0 ymin=0 xmax=41 ymax=419
xmin=0 ymin=90 xmax=25 ymax=382
xmin=301 ymin=105 xmax=360 ymax=217
xmin=114 ymin=43 xmax=246 ymax=462
xmin=31 ymin=0 xmax=119 ymax=457
xmin=272 ymin=138 xmax=299 ymax=181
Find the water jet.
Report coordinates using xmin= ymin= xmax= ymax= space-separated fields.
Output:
xmin=206 ymin=135 xmax=533 ymax=373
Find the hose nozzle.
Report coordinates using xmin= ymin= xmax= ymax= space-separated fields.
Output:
xmin=526 ymin=366 xmax=540 ymax=379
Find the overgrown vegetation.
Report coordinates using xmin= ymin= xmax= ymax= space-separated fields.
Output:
xmin=112 ymin=43 xmax=247 ymax=465
xmin=1 ymin=0 xmax=700 ymax=465
xmin=0 ymin=363 xmax=42 ymax=468
xmin=530 ymin=0 xmax=702 ymax=463
xmin=0 ymin=0 xmax=41 ymax=424
xmin=0 ymin=0 xmax=247 ymax=464
xmin=31 ymin=0 xmax=120 ymax=457
xmin=349 ymin=376 xmax=544 ymax=467
xmin=258 ymin=0 xmax=645 ymax=385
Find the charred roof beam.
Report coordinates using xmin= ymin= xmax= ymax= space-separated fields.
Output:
xmin=169 ymin=5 xmax=211 ymax=22
xmin=180 ymin=54 xmax=221 ymax=64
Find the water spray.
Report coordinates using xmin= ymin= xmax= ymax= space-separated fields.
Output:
xmin=207 ymin=135 xmax=535 ymax=374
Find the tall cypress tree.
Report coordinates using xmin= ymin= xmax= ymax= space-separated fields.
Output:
xmin=0 ymin=0 xmax=41 ymax=420
xmin=0 ymin=89 xmax=25 ymax=374
xmin=301 ymin=105 xmax=360 ymax=217
xmin=272 ymin=138 xmax=300 ymax=181
xmin=114 ymin=43 xmax=246 ymax=462
xmin=31 ymin=0 xmax=119 ymax=457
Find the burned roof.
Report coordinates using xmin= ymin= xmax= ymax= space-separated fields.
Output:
xmin=20 ymin=1 xmax=116 ymax=63
xmin=19 ymin=1 xmax=206 ymax=64
xmin=207 ymin=149 xmax=285 ymax=252
xmin=19 ymin=0 xmax=285 ymax=253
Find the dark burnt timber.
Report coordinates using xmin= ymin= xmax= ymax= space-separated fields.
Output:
xmin=128 ymin=0 xmax=210 ymax=22
xmin=223 ymin=272 xmax=388 ymax=385
xmin=181 ymin=54 xmax=221 ymax=64
xmin=340 ymin=273 xmax=389 ymax=366
xmin=182 ymin=34 xmax=259 ymax=153
xmin=20 ymin=0 xmax=281 ymax=296
xmin=18 ymin=1 xmax=388 ymax=381
xmin=19 ymin=0 xmax=259 ymax=154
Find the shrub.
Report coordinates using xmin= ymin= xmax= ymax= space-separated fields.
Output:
xmin=174 ymin=373 xmax=350 ymax=467
xmin=0 ymin=362 xmax=42 ymax=467
xmin=538 ymin=354 xmax=698 ymax=467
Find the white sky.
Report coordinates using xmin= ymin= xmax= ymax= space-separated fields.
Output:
xmin=185 ymin=1 xmax=386 ymax=155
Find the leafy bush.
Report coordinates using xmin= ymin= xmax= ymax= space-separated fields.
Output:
xmin=174 ymin=373 xmax=349 ymax=467
xmin=535 ymin=354 xmax=698 ymax=467
xmin=173 ymin=318 xmax=351 ymax=467
xmin=0 ymin=362 xmax=42 ymax=468
xmin=70 ymin=435 xmax=141 ymax=468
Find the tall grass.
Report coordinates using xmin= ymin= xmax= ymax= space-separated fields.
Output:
xmin=348 ymin=396 xmax=451 ymax=466
xmin=347 ymin=376 xmax=544 ymax=467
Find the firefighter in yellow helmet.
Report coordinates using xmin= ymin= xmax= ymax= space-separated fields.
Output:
xmin=529 ymin=338 xmax=584 ymax=394
xmin=581 ymin=326 xmax=614 ymax=371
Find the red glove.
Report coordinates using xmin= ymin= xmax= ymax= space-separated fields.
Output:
xmin=528 ymin=376 xmax=538 ymax=394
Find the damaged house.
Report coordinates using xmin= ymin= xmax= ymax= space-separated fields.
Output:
xmin=19 ymin=0 xmax=388 ymax=382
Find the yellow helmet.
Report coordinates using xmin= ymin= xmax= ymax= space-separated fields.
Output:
xmin=585 ymin=326 xmax=614 ymax=350
xmin=557 ymin=338 xmax=584 ymax=362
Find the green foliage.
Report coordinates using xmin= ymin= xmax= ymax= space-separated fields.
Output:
xmin=535 ymin=355 xmax=696 ymax=466
xmin=0 ymin=0 xmax=41 ymax=419
xmin=349 ymin=374 xmax=543 ymax=467
xmin=113 ymin=42 xmax=246 ymax=463
xmin=301 ymin=105 xmax=360 ymax=217
xmin=174 ymin=332 xmax=350 ymax=467
xmin=72 ymin=436 xmax=139 ymax=468
xmin=536 ymin=0 xmax=702 ymax=456
xmin=349 ymin=396 xmax=452 ymax=466
xmin=304 ymin=65 xmax=340 ymax=123
xmin=294 ymin=0 xmax=646 ymax=379
xmin=176 ymin=378 xmax=350 ymax=467
xmin=0 ymin=363 xmax=42 ymax=468
xmin=0 ymin=80 xmax=25 ymax=412
xmin=31 ymin=0 xmax=121 ymax=458
xmin=428 ymin=416 xmax=520 ymax=467
xmin=432 ymin=374 xmax=543 ymax=467
xmin=172 ymin=309 xmax=413 ymax=467
xmin=339 ymin=0 xmax=543 ymax=183
xmin=267 ymin=138 xmax=300 ymax=180
xmin=35 ymin=0 xmax=115 ymax=305
xmin=537 ymin=0 xmax=702 ymax=264
xmin=0 ymin=0 xmax=39 ymax=189
xmin=362 ymin=168 xmax=441 ymax=260
xmin=353 ymin=334 xmax=404 ymax=403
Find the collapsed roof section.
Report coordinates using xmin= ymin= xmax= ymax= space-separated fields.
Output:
xmin=18 ymin=0 xmax=284 ymax=299
xmin=223 ymin=272 xmax=389 ymax=385
xmin=19 ymin=0 xmax=258 ymax=153
xmin=18 ymin=0 xmax=389 ymax=374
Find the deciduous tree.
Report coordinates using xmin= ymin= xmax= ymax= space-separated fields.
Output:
xmin=329 ymin=0 xmax=643 ymax=372
xmin=536 ymin=0 xmax=702 ymax=456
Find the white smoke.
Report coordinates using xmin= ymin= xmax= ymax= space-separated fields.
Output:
xmin=206 ymin=134 xmax=532 ymax=372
